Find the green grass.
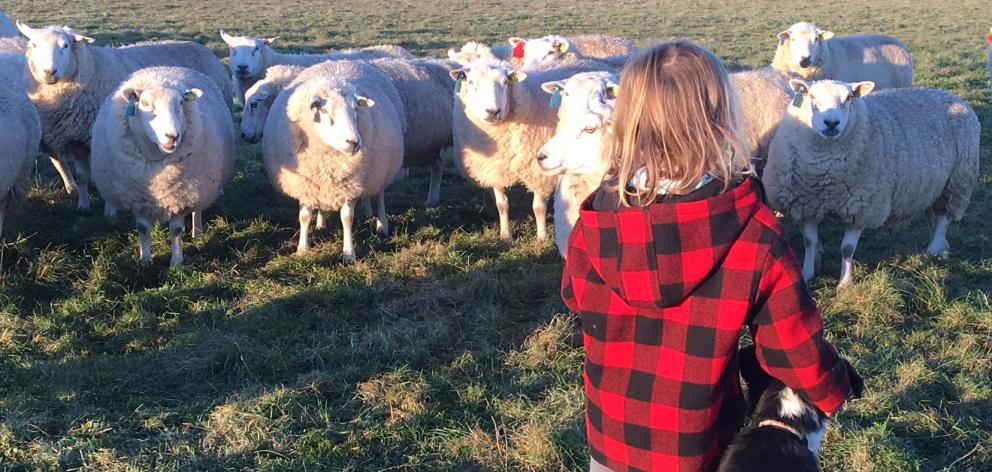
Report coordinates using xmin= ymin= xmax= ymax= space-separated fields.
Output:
xmin=1 ymin=0 xmax=991 ymax=470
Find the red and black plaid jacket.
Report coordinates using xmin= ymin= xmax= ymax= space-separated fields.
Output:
xmin=561 ymin=179 xmax=853 ymax=472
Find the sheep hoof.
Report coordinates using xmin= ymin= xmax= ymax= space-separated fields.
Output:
xmin=139 ymin=257 xmax=152 ymax=265
xmin=342 ymin=253 xmax=356 ymax=264
xmin=837 ymin=277 xmax=854 ymax=289
xmin=170 ymin=255 xmax=184 ymax=267
xmin=294 ymin=247 xmax=309 ymax=257
xmin=423 ymin=198 xmax=440 ymax=208
xmin=76 ymin=199 xmax=90 ymax=210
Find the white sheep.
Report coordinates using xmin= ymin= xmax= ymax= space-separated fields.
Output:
xmin=0 ymin=10 xmax=16 ymax=38
xmin=0 ymin=37 xmax=24 ymax=53
xmin=508 ymin=34 xmax=637 ymax=69
xmin=535 ymin=71 xmax=618 ymax=256
xmin=764 ymin=79 xmax=979 ymax=287
xmin=448 ymin=41 xmax=518 ymax=67
xmin=772 ymin=22 xmax=913 ymax=89
xmin=730 ymin=67 xmax=793 ymax=169
xmin=219 ymin=31 xmax=413 ymax=103
xmin=90 ymin=67 xmax=235 ymax=267
xmin=240 ymin=64 xmax=304 ymax=143
xmin=450 ymin=56 xmax=613 ymax=242
xmin=262 ymin=60 xmax=405 ymax=263
xmin=17 ymin=22 xmax=233 ymax=210
xmin=0 ymin=52 xmax=42 ymax=234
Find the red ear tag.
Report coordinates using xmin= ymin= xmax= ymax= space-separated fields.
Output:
xmin=512 ymin=42 xmax=525 ymax=59
xmin=986 ymin=32 xmax=992 ymax=44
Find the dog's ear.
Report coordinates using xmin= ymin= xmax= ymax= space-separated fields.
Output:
xmin=845 ymin=360 xmax=865 ymax=398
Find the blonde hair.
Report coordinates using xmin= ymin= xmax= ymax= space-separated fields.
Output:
xmin=605 ymin=40 xmax=751 ymax=207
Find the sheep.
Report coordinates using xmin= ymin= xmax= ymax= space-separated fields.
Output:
xmin=730 ymin=67 xmax=793 ymax=170
xmin=219 ymin=31 xmax=413 ymax=103
xmin=0 ymin=10 xmax=16 ymax=38
xmin=0 ymin=37 xmax=25 ymax=53
xmin=764 ymin=79 xmax=979 ymax=288
xmin=0 ymin=52 xmax=42 ymax=235
xmin=240 ymin=64 xmax=304 ymax=143
xmin=17 ymin=22 xmax=233 ymax=211
xmin=262 ymin=60 xmax=405 ymax=263
xmin=771 ymin=22 xmax=913 ymax=89
xmin=450 ymin=56 xmax=613 ymax=242
xmin=508 ymin=34 xmax=637 ymax=69
xmin=535 ymin=71 xmax=618 ymax=256
xmin=448 ymin=41 xmax=519 ymax=68
xmin=90 ymin=67 xmax=235 ymax=267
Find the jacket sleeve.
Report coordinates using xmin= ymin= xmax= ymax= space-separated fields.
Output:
xmin=560 ymin=219 xmax=589 ymax=314
xmin=747 ymin=237 xmax=853 ymax=416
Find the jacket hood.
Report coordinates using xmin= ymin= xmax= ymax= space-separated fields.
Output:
xmin=574 ymin=178 xmax=764 ymax=309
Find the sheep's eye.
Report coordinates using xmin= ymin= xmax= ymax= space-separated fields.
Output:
xmin=318 ymin=107 xmax=327 ymax=113
xmin=139 ymin=101 xmax=149 ymax=107
xmin=29 ymin=42 xmax=35 ymax=48
xmin=249 ymin=102 xmax=258 ymax=110
xmin=62 ymin=43 xmax=69 ymax=49
xmin=582 ymin=126 xmax=597 ymax=134
xmin=466 ymin=80 xmax=474 ymax=85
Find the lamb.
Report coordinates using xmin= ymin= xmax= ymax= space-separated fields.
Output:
xmin=450 ymin=56 xmax=613 ymax=242
xmin=534 ymin=71 xmax=618 ymax=256
xmin=17 ymin=22 xmax=233 ymax=210
xmin=772 ymin=22 xmax=913 ymax=89
xmin=262 ymin=60 xmax=405 ymax=263
xmin=0 ymin=9 xmax=16 ymax=38
xmin=240 ymin=64 xmax=304 ymax=143
xmin=764 ymin=79 xmax=979 ymax=287
xmin=0 ymin=52 xmax=42 ymax=235
xmin=219 ymin=31 xmax=413 ymax=103
xmin=90 ymin=67 xmax=235 ymax=267
xmin=509 ymin=34 xmax=637 ymax=69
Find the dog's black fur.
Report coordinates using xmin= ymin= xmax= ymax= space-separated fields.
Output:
xmin=716 ymin=345 xmax=864 ymax=472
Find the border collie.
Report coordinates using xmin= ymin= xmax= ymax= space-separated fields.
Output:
xmin=717 ymin=345 xmax=864 ymax=472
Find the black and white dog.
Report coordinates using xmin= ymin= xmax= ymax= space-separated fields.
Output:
xmin=717 ymin=345 xmax=864 ymax=472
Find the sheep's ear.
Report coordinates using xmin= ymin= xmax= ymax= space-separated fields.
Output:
xmin=777 ymin=30 xmax=790 ymax=45
xmin=508 ymin=37 xmax=526 ymax=48
xmin=310 ymin=96 xmax=325 ymax=110
xmin=449 ymin=68 xmax=467 ymax=81
xmin=541 ymin=80 xmax=565 ymax=95
xmin=818 ymin=30 xmax=834 ymax=40
xmin=850 ymin=81 xmax=875 ymax=97
xmin=553 ymin=39 xmax=569 ymax=53
xmin=507 ymin=70 xmax=527 ymax=83
xmin=788 ymin=79 xmax=809 ymax=94
xmin=182 ymin=88 xmax=203 ymax=103
xmin=220 ymin=30 xmax=235 ymax=47
xmin=120 ymin=87 xmax=141 ymax=101
xmin=262 ymin=36 xmax=279 ymax=45
xmin=16 ymin=21 xmax=34 ymax=39
xmin=72 ymin=33 xmax=95 ymax=44
xmin=356 ymin=95 xmax=375 ymax=108
xmin=447 ymin=49 xmax=460 ymax=61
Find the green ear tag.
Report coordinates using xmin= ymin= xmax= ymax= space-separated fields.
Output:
xmin=791 ymin=86 xmax=805 ymax=108
xmin=549 ymin=86 xmax=562 ymax=108
xmin=126 ymin=96 xmax=136 ymax=117
xmin=454 ymin=77 xmax=462 ymax=93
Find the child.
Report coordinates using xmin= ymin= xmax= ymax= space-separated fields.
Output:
xmin=561 ymin=41 xmax=857 ymax=472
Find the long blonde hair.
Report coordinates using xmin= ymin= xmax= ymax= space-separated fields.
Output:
xmin=606 ymin=41 xmax=751 ymax=207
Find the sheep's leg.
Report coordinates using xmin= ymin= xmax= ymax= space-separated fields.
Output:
xmin=104 ymin=202 xmax=117 ymax=218
xmin=296 ymin=204 xmax=311 ymax=255
xmin=801 ymin=220 xmax=820 ymax=283
xmin=361 ymin=197 xmax=373 ymax=218
xmin=533 ymin=192 xmax=549 ymax=242
xmin=838 ymin=228 xmax=863 ymax=288
xmin=341 ymin=199 xmax=356 ymax=264
xmin=49 ymin=155 xmax=77 ymax=194
xmin=169 ymin=216 xmax=185 ymax=267
xmin=424 ymin=159 xmax=442 ymax=207
xmin=315 ymin=210 xmax=327 ymax=230
xmin=925 ymin=214 xmax=950 ymax=258
xmin=191 ymin=211 xmax=204 ymax=240
xmin=494 ymin=187 xmax=512 ymax=242
xmin=73 ymin=156 xmax=91 ymax=210
xmin=375 ymin=191 xmax=389 ymax=237
xmin=0 ymin=208 xmax=5 ymax=236
xmin=137 ymin=217 xmax=153 ymax=264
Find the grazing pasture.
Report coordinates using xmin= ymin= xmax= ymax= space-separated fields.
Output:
xmin=0 ymin=0 xmax=989 ymax=470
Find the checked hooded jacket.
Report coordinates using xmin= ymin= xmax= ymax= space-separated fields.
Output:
xmin=561 ymin=178 xmax=854 ymax=472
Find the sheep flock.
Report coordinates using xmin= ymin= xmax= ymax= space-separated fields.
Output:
xmin=0 ymin=9 xmax=984 ymax=289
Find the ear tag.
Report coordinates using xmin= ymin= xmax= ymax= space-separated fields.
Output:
xmin=791 ymin=86 xmax=805 ymax=108
xmin=511 ymin=41 xmax=525 ymax=59
xmin=126 ymin=96 xmax=136 ymax=117
xmin=549 ymin=86 xmax=562 ymax=109
xmin=454 ymin=76 xmax=463 ymax=93
xmin=986 ymin=31 xmax=992 ymax=43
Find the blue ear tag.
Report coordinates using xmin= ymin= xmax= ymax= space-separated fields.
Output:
xmin=126 ymin=96 xmax=136 ymax=117
xmin=791 ymin=86 xmax=805 ymax=108
xmin=454 ymin=76 xmax=462 ymax=93
xmin=549 ymin=86 xmax=562 ymax=108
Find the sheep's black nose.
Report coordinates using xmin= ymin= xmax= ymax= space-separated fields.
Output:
xmin=536 ymin=153 xmax=548 ymax=162
xmin=345 ymin=139 xmax=360 ymax=153
xmin=237 ymin=65 xmax=248 ymax=71
xmin=486 ymin=108 xmax=501 ymax=118
xmin=799 ymin=57 xmax=811 ymax=68
xmin=823 ymin=119 xmax=839 ymax=129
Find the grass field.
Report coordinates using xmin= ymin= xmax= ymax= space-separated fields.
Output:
xmin=0 ymin=0 xmax=990 ymax=470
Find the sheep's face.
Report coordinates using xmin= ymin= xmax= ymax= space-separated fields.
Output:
xmin=537 ymin=109 xmax=612 ymax=176
xmin=789 ymin=79 xmax=874 ymax=139
xmin=512 ymin=35 xmax=570 ymax=69
xmin=220 ymin=31 xmax=275 ymax=80
xmin=450 ymin=64 xmax=526 ymax=124
xmin=241 ymin=82 xmax=275 ymax=143
xmin=122 ymin=86 xmax=202 ymax=154
xmin=17 ymin=22 xmax=94 ymax=85
xmin=309 ymin=91 xmax=375 ymax=155
xmin=543 ymin=72 xmax=619 ymax=118
xmin=777 ymin=22 xmax=833 ymax=70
